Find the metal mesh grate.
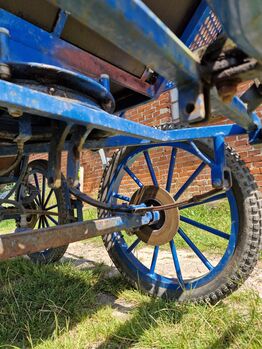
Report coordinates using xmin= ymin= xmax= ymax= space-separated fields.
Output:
xmin=190 ymin=11 xmax=222 ymax=51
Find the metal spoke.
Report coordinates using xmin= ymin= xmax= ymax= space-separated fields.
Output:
xmin=34 ymin=196 xmax=41 ymax=207
xmin=112 ymin=192 xmax=131 ymax=202
xmin=46 ymin=204 xmax=58 ymax=211
xmin=169 ymin=240 xmax=184 ymax=287
xmin=180 ymin=192 xmax=227 ymax=210
xmin=124 ymin=166 xmax=143 ymax=187
xmin=180 ymin=216 xmax=230 ymax=240
xmin=43 ymin=216 xmax=50 ymax=227
xmin=178 ymin=227 xmax=213 ymax=270
xmin=37 ymin=216 xmax=43 ymax=229
xmin=33 ymin=173 xmax=42 ymax=205
xmin=127 ymin=238 xmax=141 ymax=253
xmin=41 ymin=216 xmax=46 ymax=228
xmin=174 ymin=162 xmax=206 ymax=201
xmin=44 ymin=189 xmax=54 ymax=208
xmin=46 ymin=214 xmax=58 ymax=225
xmin=33 ymin=173 xmax=40 ymax=191
xmin=143 ymin=150 xmax=158 ymax=187
xmin=166 ymin=147 xmax=177 ymax=192
xmin=41 ymin=174 xmax=46 ymax=206
xmin=149 ymin=245 xmax=159 ymax=274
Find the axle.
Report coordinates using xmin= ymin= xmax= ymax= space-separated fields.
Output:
xmin=0 ymin=213 xmax=154 ymax=261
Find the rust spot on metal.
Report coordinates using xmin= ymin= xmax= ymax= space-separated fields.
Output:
xmin=55 ymin=46 xmax=151 ymax=96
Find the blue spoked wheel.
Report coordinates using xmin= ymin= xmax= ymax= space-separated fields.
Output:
xmin=98 ymin=140 xmax=262 ymax=303
xmin=17 ymin=160 xmax=70 ymax=264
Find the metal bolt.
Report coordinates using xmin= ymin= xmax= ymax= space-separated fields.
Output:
xmin=49 ymin=87 xmax=56 ymax=95
xmin=212 ymin=179 xmax=222 ymax=188
xmin=0 ymin=63 xmax=11 ymax=80
xmin=8 ymin=107 xmax=23 ymax=118
xmin=0 ymin=28 xmax=10 ymax=36
xmin=99 ymin=74 xmax=110 ymax=91
xmin=19 ymin=215 xmax=28 ymax=228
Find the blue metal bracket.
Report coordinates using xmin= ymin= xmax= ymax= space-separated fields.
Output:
xmin=53 ymin=10 xmax=69 ymax=37
xmin=211 ymin=136 xmax=231 ymax=189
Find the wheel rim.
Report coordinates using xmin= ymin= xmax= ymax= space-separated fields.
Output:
xmin=104 ymin=142 xmax=239 ymax=291
xmin=23 ymin=167 xmax=60 ymax=256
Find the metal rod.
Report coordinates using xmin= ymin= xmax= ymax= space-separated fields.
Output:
xmin=0 ymin=214 xmax=151 ymax=261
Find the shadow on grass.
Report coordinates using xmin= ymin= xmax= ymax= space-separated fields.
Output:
xmin=0 ymin=255 xmax=186 ymax=348
xmin=96 ymin=300 xmax=186 ymax=349
xmin=206 ymin=324 xmax=243 ymax=349
xmin=0 ymin=256 xmax=259 ymax=349
xmin=0 ymin=257 xmax=114 ymax=347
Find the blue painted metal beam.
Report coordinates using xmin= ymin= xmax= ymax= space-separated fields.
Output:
xmin=0 ymin=80 xmax=170 ymax=142
xmin=180 ymin=0 xmax=211 ymax=47
xmin=0 ymin=119 xmax=246 ymax=157
xmin=48 ymin=0 xmax=200 ymax=86
xmin=0 ymin=80 xmax=249 ymax=147
xmin=0 ymin=10 xmax=152 ymax=99
xmin=47 ymin=0 xmax=260 ymax=132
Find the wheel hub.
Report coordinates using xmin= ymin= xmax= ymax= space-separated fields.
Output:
xmin=130 ymin=185 xmax=180 ymax=246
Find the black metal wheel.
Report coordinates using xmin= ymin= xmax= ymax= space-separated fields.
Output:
xmin=17 ymin=159 xmax=71 ymax=264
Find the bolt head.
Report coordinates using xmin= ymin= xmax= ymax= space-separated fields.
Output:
xmin=8 ymin=107 xmax=23 ymax=118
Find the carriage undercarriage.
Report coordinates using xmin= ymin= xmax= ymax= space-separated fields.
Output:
xmin=0 ymin=0 xmax=261 ymax=303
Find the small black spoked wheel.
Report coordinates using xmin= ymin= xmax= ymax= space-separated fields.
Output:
xmin=17 ymin=159 xmax=70 ymax=264
xmin=98 ymin=140 xmax=262 ymax=303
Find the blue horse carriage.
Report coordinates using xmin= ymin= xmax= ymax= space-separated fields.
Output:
xmin=0 ymin=0 xmax=261 ymax=303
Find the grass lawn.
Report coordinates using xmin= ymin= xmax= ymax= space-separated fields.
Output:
xmin=0 ymin=259 xmax=261 ymax=348
xmin=0 ymin=202 xmax=261 ymax=348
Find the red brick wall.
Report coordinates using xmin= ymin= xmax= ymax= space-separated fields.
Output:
xmin=80 ymin=84 xmax=262 ymax=200
xmin=32 ymin=85 xmax=262 ymax=200
xmin=80 ymin=92 xmax=173 ymax=196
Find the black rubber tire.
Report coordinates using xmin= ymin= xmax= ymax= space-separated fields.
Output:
xmin=17 ymin=159 xmax=70 ymax=264
xmin=98 ymin=142 xmax=262 ymax=303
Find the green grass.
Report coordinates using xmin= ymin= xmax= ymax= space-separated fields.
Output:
xmin=177 ymin=200 xmax=231 ymax=253
xmin=0 ymin=219 xmax=16 ymax=234
xmin=0 ymin=258 xmax=261 ymax=348
xmin=83 ymin=208 xmax=97 ymax=221
xmin=0 ymin=202 xmax=261 ymax=348
xmin=83 ymin=200 xmax=231 ymax=255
